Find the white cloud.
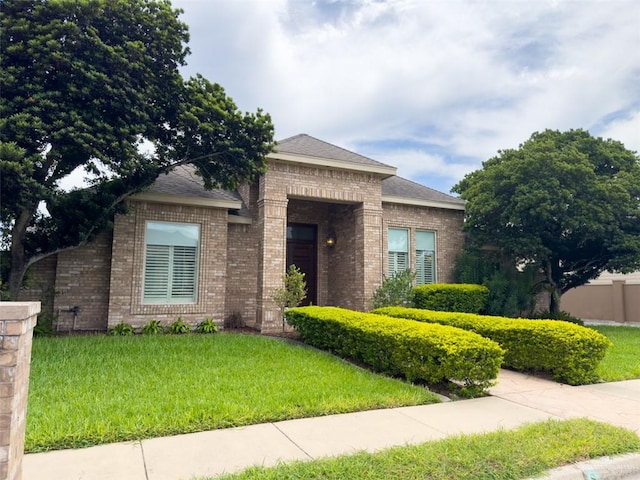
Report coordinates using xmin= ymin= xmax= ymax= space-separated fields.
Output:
xmin=173 ymin=0 xmax=640 ymax=192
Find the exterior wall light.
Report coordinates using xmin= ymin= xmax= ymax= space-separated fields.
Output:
xmin=326 ymin=232 xmax=337 ymax=247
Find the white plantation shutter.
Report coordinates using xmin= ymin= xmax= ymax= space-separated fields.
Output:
xmin=144 ymin=222 xmax=199 ymax=304
xmin=388 ymin=228 xmax=409 ymax=276
xmin=170 ymin=245 xmax=197 ymax=302
xmin=416 ymin=231 xmax=436 ymax=284
xmin=144 ymin=245 xmax=171 ymax=302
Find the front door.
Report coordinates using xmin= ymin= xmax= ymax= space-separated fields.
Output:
xmin=286 ymin=224 xmax=317 ymax=306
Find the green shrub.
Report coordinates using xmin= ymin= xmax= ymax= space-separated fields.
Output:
xmin=34 ymin=312 xmax=57 ymax=337
xmin=374 ymin=307 xmax=612 ymax=385
xmin=412 ymin=283 xmax=488 ymax=314
xmin=196 ymin=318 xmax=219 ymax=334
xmin=167 ymin=317 xmax=190 ymax=334
xmin=108 ymin=322 xmax=135 ymax=336
xmin=529 ymin=310 xmax=584 ymax=326
xmin=141 ymin=320 xmax=162 ymax=335
xmin=286 ymin=306 xmax=504 ymax=397
xmin=371 ymin=270 xmax=416 ymax=308
xmin=454 ymin=249 xmax=537 ymax=317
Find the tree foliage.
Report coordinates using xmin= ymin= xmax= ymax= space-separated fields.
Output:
xmin=0 ymin=0 xmax=275 ymax=298
xmin=452 ymin=129 xmax=640 ymax=313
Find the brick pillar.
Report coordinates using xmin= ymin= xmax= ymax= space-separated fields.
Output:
xmin=353 ymin=205 xmax=383 ymax=311
xmin=0 ymin=302 xmax=40 ymax=480
xmin=256 ymin=197 xmax=288 ymax=332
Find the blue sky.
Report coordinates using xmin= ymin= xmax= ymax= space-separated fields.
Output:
xmin=172 ymin=0 xmax=640 ymax=195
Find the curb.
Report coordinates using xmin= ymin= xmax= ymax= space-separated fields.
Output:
xmin=529 ymin=453 xmax=640 ymax=479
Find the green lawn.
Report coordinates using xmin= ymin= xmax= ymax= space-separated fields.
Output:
xmin=210 ymin=419 xmax=640 ymax=480
xmin=592 ymin=325 xmax=640 ymax=381
xmin=26 ymin=334 xmax=439 ymax=452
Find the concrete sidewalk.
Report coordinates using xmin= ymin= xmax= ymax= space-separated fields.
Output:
xmin=24 ymin=370 xmax=640 ymax=480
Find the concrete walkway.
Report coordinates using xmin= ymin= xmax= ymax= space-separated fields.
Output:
xmin=24 ymin=370 xmax=640 ymax=480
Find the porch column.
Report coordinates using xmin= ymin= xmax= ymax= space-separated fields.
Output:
xmin=256 ymin=197 xmax=289 ymax=332
xmin=353 ymin=205 xmax=383 ymax=311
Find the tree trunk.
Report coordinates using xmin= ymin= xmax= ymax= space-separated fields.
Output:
xmin=7 ymin=208 xmax=34 ymax=300
xmin=549 ymin=287 xmax=562 ymax=315
xmin=544 ymin=259 xmax=562 ymax=315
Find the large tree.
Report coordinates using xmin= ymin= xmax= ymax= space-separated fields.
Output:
xmin=0 ymin=0 xmax=275 ymax=299
xmin=452 ymin=129 xmax=640 ymax=314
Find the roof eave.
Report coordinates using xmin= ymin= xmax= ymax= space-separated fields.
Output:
xmin=131 ymin=192 xmax=242 ymax=210
xmin=382 ymin=195 xmax=466 ymax=211
xmin=268 ymin=151 xmax=397 ymax=178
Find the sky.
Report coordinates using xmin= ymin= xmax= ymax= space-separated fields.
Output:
xmin=169 ymin=0 xmax=640 ymax=196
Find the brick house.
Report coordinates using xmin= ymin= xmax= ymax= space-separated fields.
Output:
xmin=21 ymin=134 xmax=465 ymax=333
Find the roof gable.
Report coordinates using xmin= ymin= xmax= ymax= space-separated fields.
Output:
xmin=273 ymin=134 xmax=396 ymax=174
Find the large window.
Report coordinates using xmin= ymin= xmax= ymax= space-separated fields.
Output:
xmin=416 ymin=230 xmax=436 ymax=284
xmin=387 ymin=228 xmax=409 ymax=276
xmin=144 ymin=221 xmax=200 ymax=304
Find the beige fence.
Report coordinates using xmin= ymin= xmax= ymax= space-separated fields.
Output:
xmin=563 ymin=280 xmax=640 ymax=324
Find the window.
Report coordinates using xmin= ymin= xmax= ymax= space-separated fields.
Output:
xmin=416 ymin=230 xmax=436 ymax=284
xmin=388 ymin=228 xmax=409 ymax=276
xmin=144 ymin=221 xmax=199 ymax=304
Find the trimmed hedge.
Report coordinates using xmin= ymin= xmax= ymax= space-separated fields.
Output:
xmin=374 ymin=307 xmax=612 ymax=385
xmin=412 ymin=283 xmax=489 ymax=314
xmin=285 ymin=306 xmax=504 ymax=396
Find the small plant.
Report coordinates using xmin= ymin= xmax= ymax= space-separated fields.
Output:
xmin=224 ymin=311 xmax=244 ymax=329
xmin=272 ymin=265 xmax=307 ymax=331
xmin=371 ymin=269 xmax=416 ymax=308
xmin=272 ymin=265 xmax=307 ymax=309
xmin=34 ymin=312 xmax=57 ymax=337
xmin=196 ymin=318 xmax=219 ymax=334
xmin=167 ymin=317 xmax=190 ymax=334
xmin=108 ymin=322 xmax=135 ymax=336
xmin=141 ymin=320 xmax=163 ymax=335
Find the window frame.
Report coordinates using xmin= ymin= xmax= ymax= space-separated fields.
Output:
xmin=143 ymin=221 xmax=200 ymax=305
xmin=415 ymin=230 xmax=436 ymax=285
xmin=387 ymin=227 xmax=410 ymax=277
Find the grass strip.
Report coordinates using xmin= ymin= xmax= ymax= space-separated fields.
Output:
xmin=592 ymin=326 xmax=640 ymax=381
xmin=211 ymin=419 xmax=640 ymax=480
xmin=27 ymin=334 xmax=439 ymax=452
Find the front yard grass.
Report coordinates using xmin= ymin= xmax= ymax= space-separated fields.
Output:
xmin=211 ymin=419 xmax=640 ymax=480
xmin=26 ymin=334 xmax=439 ymax=452
xmin=592 ymin=325 xmax=640 ymax=381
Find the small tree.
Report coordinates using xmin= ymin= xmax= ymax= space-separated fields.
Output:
xmin=371 ymin=269 xmax=416 ymax=308
xmin=272 ymin=265 xmax=307 ymax=330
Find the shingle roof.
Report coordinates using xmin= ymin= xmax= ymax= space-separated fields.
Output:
xmin=147 ymin=164 xmax=241 ymax=203
xmin=144 ymin=137 xmax=463 ymax=210
xmin=276 ymin=134 xmax=394 ymax=169
xmin=382 ymin=175 xmax=465 ymax=206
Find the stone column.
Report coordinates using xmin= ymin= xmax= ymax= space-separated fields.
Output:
xmin=353 ymin=205 xmax=383 ymax=311
xmin=0 ymin=302 xmax=40 ymax=480
xmin=255 ymin=197 xmax=289 ymax=332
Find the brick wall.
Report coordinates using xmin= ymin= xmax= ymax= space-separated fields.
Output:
xmin=225 ymin=222 xmax=259 ymax=329
xmin=16 ymin=256 xmax=56 ymax=320
xmin=381 ymin=203 xmax=465 ymax=284
xmin=53 ymin=232 xmax=112 ymax=331
xmin=0 ymin=302 xmax=40 ymax=480
xmin=108 ymin=201 xmax=228 ymax=329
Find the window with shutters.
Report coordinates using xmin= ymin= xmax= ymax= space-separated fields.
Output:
xmin=143 ymin=221 xmax=199 ymax=304
xmin=387 ymin=228 xmax=409 ymax=276
xmin=416 ymin=230 xmax=436 ymax=285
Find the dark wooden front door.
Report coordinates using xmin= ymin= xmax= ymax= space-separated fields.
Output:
xmin=286 ymin=225 xmax=317 ymax=306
